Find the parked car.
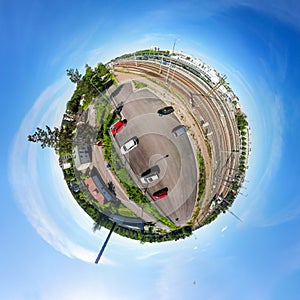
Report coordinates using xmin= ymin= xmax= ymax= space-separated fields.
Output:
xmin=172 ymin=125 xmax=187 ymax=137
xmin=140 ymin=172 xmax=159 ymax=184
xmin=157 ymin=106 xmax=174 ymax=116
xmin=70 ymin=179 xmax=80 ymax=193
xmin=111 ymin=119 xmax=127 ymax=136
xmin=152 ymin=188 xmax=168 ymax=200
xmin=120 ymin=137 xmax=138 ymax=154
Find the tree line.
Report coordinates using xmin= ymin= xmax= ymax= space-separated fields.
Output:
xmin=28 ymin=63 xmax=112 ymax=154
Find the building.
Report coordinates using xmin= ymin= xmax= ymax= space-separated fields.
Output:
xmin=72 ymin=144 xmax=91 ymax=171
xmin=217 ymin=85 xmax=227 ymax=95
xmin=62 ymin=113 xmax=74 ymax=123
xmin=60 ymin=162 xmax=71 ymax=170
xmin=150 ymin=46 xmax=160 ymax=52
xmin=79 ymin=94 xmax=85 ymax=106
xmin=84 ymin=176 xmax=105 ymax=205
xmin=84 ymin=174 xmax=113 ymax=205
xmin=59 ymin=155 xmax=72 ymax=170
xmin=205 ymin=68 xmax=220 ymax=85
xmin=109 ymin=214 xmax=144 ymax=230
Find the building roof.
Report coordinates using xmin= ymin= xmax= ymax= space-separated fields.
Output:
xmin=84 ymin=177 xmax=105 ymax=205
xmin=59 ymin=155 xmax=72 ymax=169
xmin=73 ymin=144 xmax=91 ymax=171
xmin=109 ymin=214 xmax=144 ymax=230
xmin=92 ymin=175 xmax=113 ymax=202
xmin=84 ymin=174 xmax=114 ymax=206
xmin=62 ymin=162 xmax=71 ymax=170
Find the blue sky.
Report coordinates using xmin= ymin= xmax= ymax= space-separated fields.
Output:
xmin=2 ymin=0 xmax=300 ymax=299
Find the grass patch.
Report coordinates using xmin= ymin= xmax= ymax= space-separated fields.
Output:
xmin=142 ymin=203 xmax=177 ymax=230
xmin=118 ymin=205 xmax=137 ymax=218
xmin=133 ymin=80 xmax=147 ymax=89
xmin=197 ymin=153 xmax=206 ymax=199
xmin=95 ymin=95 xmax=113 ymax=125
xmin=190 ymin=152 xmax=206 ymax=225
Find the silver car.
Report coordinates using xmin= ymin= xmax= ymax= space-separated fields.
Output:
xmin=172 ymin=125 xmax=187 ymax=137
xmin=140 ymin=172 xmax=159 ymax=184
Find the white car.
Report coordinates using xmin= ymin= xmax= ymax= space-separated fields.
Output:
xmin=140 ymin=172 xmax=159 ymax=184
xmin=120 ymin=138 xmax=138 ymax=154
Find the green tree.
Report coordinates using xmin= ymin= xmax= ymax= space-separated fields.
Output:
xmin=57 ymin=123 xmax=75 ymax=155
xmin=28 ymin=124 xmax=74 ymax=154
xmin=28 ymin=125 xmax=60 ymax=149
xmin=66 ymin=68 xmax=82 ymax=83
xmin=93 ymin=212 xmax=109 ymax=232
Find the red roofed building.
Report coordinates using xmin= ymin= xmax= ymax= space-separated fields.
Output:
xmin=84 ymin=177 xmax=105 ymax=205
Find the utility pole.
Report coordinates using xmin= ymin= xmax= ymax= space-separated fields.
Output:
xmin=220 ymin=197 xmax=243 ymax=222
xmin=165 ymin=62 xmax=172 ymax=85
xmin=172 ymin=39 xmax=176 ymax=54
xmin=95 ymin=222 xmax=117 ymax=264
xmin=159 ymin=55 xmax=163 ymax=74
xmin=90 ymin=74 xmax=102 ymax=95
xmin=134 ymin=52 xmax=137 ymax=67
xmin=166 ymin=39 xmax=177 ymax=84
xmin=206 ymin=75 xmax=227 ymax=97
xmin=228 ymin=209 xmax=243 ymax=223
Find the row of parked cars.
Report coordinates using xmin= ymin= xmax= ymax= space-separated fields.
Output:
xmin=110 ymin=106 xmax=186 ymax=200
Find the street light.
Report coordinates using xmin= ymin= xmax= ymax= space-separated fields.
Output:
xmin=165 ymin=61 xmax=172 ymax=85
xmin=90 ymin=74 xmax=102 ymax=95
xmin=91 ymin=74 xmax=116 ymax=109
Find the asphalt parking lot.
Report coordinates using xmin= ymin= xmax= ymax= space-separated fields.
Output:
xmin=112 ymin=82 xmax=198 ymax=226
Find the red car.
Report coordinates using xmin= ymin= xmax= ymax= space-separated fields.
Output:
xmin=111 ymin=119 xmax=127 ymax=136
xmin=152 ymin=188 xmax=168 ymax=201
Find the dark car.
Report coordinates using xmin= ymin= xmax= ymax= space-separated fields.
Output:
xmin=157 ymin=106 xmax=174 ymax=116
xmin=70 ymin=179 xmax=80 ymax=193
xmin=152 ymin=188 xmax=168 ymax=200
xmin=111 ymin=119 xmax=127 ymax=136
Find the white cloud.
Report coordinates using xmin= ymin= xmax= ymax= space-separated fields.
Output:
xmin=8 ymin=79 xmax=115 ymax=264
xmin=257 ymin=193 xmax=300 ymax=228
xmin=240 ymin=0 xmax=300 ymax=32
xmin=137 ymin=251 xmax=161 ymax=260
xmin=221 ymin=226 xmax=228 ymax=233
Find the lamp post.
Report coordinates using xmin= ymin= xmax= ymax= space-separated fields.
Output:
xmin=90 ymin=74 xmax=102 ymax=95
